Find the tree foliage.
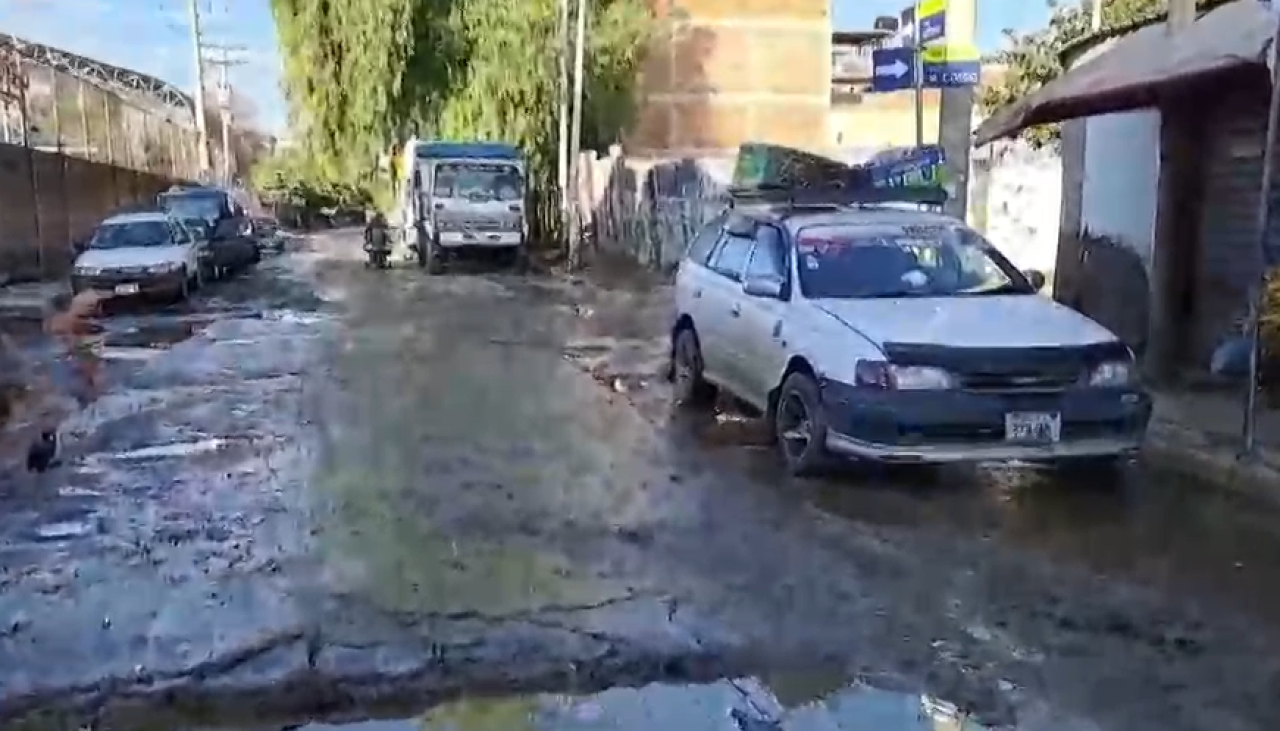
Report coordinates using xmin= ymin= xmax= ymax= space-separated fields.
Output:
xmin=266 ymin=0 xmax=653 ymax=237
xmin=979 ymin=0 xmax=1215 ymax=148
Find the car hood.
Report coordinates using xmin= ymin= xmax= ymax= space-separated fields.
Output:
xmin=812 ymin=295 xmax=1119 ymax=349
xmin=76 ymin=245 xmax=189 ymax=269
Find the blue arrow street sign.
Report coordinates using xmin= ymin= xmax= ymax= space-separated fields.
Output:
xmin=923 ymin=59 xmax=980 ymax=87
xmin=870 ymin=47 xmax=979 ymax=92
xmin=871 ymin=47 xmax=915 ymax=92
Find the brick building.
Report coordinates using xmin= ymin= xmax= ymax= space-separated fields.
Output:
xmin=630 ymin=0 xmax=832 ymax=155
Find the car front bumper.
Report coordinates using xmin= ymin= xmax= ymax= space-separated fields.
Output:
xmin=819 ymin=380 xmax=1152 ymax=464
xmin=72 ymin=268 xmax=187 ymax=297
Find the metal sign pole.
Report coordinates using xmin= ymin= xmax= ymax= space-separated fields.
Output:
xmin=913 ymin=0 xmax=924 ymax=148
xmin=1242 ymin=18 xmax=1280 ymax=455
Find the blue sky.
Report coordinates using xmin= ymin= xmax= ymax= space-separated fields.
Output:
xmin=833 ymin=0 xmax=1055 ymax=49
xmin=0 ymin=0 xmax=1057 ymax=137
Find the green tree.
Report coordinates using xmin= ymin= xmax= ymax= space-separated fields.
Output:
xmin=269 ymin=0 xmax=652 ymax=239
xmin=979 ymin=0 xmax=1218 ymax=148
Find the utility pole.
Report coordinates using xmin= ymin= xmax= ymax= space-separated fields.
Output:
xmin=204 ymin=43 xmax=248 ymax=186
xmin=556 ymin=0 xmax=571 ymax=238
xmin=1090 ymin=0 xmax=1103 ymax=31
xmin=912 ymin=0 xmax=924 ymax=148
xmin=188 ymin=0 xmax=212 ymax=177
xmin=567 ymin=0 xmax=588 ymax=268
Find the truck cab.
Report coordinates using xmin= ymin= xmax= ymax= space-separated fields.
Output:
xmin=397 ymin=140 xmax=528 ymax=274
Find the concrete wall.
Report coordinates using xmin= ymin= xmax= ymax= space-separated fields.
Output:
xmin=0 ymin=143 xmax=181 ymax=281
xmin=633 ymin=0 xmax=831 ymax=154
xmin=975 ymin=141 xmax=1062 ymax=274
xmin=830 ymin=91 xmax=942 ymax=149
xmin=1081 ymin=111 xmax=1161 ymax=265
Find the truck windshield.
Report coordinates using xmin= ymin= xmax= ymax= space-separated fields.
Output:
xmin=433 ymin=162 xmax=523 ymax=202
xmin=160 ymin=193 xmax=224 ymax=221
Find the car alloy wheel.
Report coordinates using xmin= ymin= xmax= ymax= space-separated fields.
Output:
xmin=774 ymin=373 xmax=829 ymax=476
xmin=777 ymin=392 xmax=812 ymax=462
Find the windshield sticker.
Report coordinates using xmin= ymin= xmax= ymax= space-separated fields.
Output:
xmin=900 ymin=224 xmax=947 ymax=235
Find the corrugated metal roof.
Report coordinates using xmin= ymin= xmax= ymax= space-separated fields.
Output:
xmin=974 ymin=0 xmax=1273 ymax=146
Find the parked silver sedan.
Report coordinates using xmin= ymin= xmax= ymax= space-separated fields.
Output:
xmin=667 ymin=188 xmax=1152 ymax=477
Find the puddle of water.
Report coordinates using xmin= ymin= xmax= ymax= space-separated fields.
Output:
xmin=99 ymin=346 xmax=166 ymax=361
xmin=32 ymin=518 xmax=97 ymax=541
xmin=103 ymin=320 xmax=198 ymax=349
xmin=195 ymin=677 xmax=1016 ymax=731
xmin=108 ymin=437 xmax=228 ymax=461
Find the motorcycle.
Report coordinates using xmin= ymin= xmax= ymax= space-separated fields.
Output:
xmin=363 ymin=219 xmax=392 ymax=269
xmin=363 ymin=240 xmax=391 ymax=269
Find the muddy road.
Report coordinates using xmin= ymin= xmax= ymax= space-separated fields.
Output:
xmin=3 ymin=230 xmax=1280 ymax=731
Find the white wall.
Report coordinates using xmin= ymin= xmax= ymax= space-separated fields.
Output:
xmin=1080 ymin=111 xmax=1161 ymax=265
xmin=980 ymin=142 xmax=1063 ymax=273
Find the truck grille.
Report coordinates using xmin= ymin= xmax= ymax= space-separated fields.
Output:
xmin=438 ymin=217 xmax=517 ymax=232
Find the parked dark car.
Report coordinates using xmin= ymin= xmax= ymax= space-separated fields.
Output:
xmin=157 ymin=185 xmax=259 ymax=278
xmin=250 ymin=217 xmax=286 ymax=255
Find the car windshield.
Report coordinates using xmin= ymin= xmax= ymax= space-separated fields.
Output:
xmin=433 ymin=162 xmax=523 ymax=201
xmin=88 ymin=221 xmax=175 ymax=250
xmin=794 ymin=222 xmax=1032 ymax=299
xmin=160 ymin=193 xmax=224 ymax=220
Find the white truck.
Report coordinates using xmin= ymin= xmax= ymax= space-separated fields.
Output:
xmin=392 ymin=139 xmax=529 ymax=274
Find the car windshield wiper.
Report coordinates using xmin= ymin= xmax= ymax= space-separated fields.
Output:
xmin=960 ymin=282 xmax=1034 ymax=296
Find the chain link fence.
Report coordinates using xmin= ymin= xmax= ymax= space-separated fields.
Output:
xmin=0 ymin=53 xmax=199 ymax=281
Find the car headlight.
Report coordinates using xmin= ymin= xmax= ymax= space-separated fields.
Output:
xmin=147 ymin=261 xmax=183 ymax=274
xmin=854 ymin=360 xmax=957 ymax=390
xmin=74 ymin=266 xmax=102 ymax=276
xmin=1088 ymin=360 xmax=1136 ymax=387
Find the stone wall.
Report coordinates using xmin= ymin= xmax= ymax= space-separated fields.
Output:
xmin=633 ymin=0 xmax=831 ymax=154
xmin=0 ymin=143 xmax=182 ymax=282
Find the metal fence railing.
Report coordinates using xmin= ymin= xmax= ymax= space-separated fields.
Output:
xmin=0 ymin=51 xmax=200 ymax=280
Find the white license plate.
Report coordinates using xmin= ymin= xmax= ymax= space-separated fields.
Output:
xmin=114 ymin=283 xmax=140 ymax=295
xmin=1004 ymin=411 xmax=1062 ymax=443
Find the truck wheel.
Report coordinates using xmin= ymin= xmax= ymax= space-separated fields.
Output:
xmin=425 ymin=241 xmax=445 ymax=275
xmin=510 ymin=247 xmax=530 ymax=273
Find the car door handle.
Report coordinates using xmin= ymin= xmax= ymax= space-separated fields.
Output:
xmin=730 ymin=303 xmax=741 ymax=317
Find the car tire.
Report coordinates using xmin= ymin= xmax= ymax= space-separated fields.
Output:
xmin=174 ymin=267 xmax=192 ymax=303
xmin=671 ymin=328 xmax=717 ymax=409
xmin=773 ymin=372 xmax=832 ymax=477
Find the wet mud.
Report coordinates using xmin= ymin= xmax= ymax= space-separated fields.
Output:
xmin=3 ymin=233 xmax=1280 ymax=731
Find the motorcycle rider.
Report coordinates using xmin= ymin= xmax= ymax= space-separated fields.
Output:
xmin=363 ymin=209 xmax=391 ymax=267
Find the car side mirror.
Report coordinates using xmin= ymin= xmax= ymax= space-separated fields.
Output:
xmin=743 ymin=275 xmax=784 ymax=299
xmin=1023 ymin=269 xmax=1047 ymax=291
xmin=71 ymin=238 xmax=87 ymax=253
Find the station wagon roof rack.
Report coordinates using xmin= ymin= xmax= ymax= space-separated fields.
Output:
xmin=726 ymin=182 xmax=947 ymax=209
